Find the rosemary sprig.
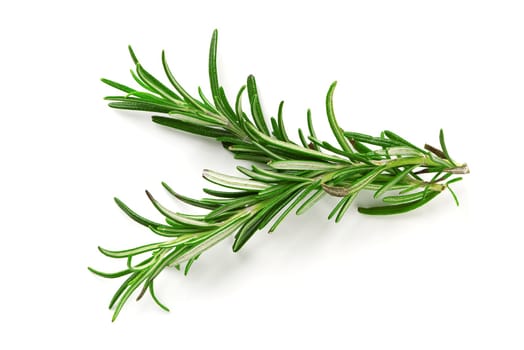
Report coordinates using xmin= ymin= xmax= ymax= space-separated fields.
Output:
xmin=91 ymin=30 xmax=469 ymax=321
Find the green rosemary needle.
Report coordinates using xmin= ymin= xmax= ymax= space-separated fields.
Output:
xmin=91 ymin=30 xmax=469 ymax=321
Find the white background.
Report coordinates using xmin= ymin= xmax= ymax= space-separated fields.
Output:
xmin=1 ymin=1 xmax=523 ymax=349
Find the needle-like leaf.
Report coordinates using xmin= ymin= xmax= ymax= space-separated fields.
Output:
xmin=326 ymin=82 xmax=353 ymax=155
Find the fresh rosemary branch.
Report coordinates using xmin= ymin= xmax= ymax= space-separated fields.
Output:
xmin=91 ymin=30 xmax=469 ymax=321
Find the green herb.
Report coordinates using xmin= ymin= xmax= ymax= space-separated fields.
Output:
xmin=91 ymin=30 xmax=469 ymax=321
